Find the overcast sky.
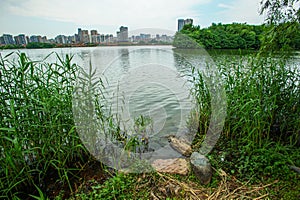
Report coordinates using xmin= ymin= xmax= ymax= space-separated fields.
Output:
xmin=0 ymin=0 xmax=266 ymax=38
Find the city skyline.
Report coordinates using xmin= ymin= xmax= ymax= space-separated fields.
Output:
xmin=0 ymin=26 xmax=174 ymax=46
xmin=0 ymin=0 xmax=266 ymax=38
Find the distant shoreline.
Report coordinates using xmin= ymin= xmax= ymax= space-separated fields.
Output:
xmin=0 ymin=42 xmax=173 ymax=50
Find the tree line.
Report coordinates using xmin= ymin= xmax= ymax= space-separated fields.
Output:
xmin=0 ymin=42 xmax=56 ymax=49
xmin=174 ymin=22 xmax=300 ymax=50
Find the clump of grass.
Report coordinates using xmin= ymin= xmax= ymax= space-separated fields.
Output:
xmin=73 ymin=173 xmax=151 ymax=200
xmin=0 ymin=52 xmax=91 ymax=198
xmin=192 ymin=53 xmax=299 ymax=147
xmin=191 ymin=51 xmax=299 ymax=185
xmin=219 ymin=55 xmax=299 ymax=146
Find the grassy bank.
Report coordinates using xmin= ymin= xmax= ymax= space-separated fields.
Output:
xmin=0 ymin=53 xmax=95 ymax=199
xmin=0 ymin=52 xmax=299 ymax=199
xmin=202 ymin=53 xmax=300 ymax=199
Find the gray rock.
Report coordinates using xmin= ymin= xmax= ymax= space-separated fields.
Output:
xmin=190 ymin=152 xmax=212 ymax=184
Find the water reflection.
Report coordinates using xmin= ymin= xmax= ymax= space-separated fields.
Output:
xmin=101 ymin=47 xmax=194 ymax=151
xmin=118 ymin=48 xmax=130 ymax=72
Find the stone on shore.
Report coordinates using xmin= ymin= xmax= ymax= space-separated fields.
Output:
xmin=190 ymin=152 xmax=212 ymax=184
xmin=151 ymin=158 xmax=189 ymax=175
xmin=168 ymin=135 xmax=192 ymax=157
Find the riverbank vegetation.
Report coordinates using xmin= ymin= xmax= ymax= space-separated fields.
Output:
xmin=0 ymin=48 xmax=299 ymax=200
xmin=1 ymin=1 xmax=299 ymax=199
xmin=174 ymin=0 xmax=300 ymax=52
xmin=0 ymin=42 xmax=56 ymax=50
xmin=194 ymin=51 xmax=300 ymax=199
xmin=174 ymin=23 xmax=264 ymax=49
xmin=0 ymin=53 xmax=96 ymax=199
xmin=173 ymin=22 xmax=300 ymax=50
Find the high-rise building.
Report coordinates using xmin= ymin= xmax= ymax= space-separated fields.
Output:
xmin=41 ymin=36 xmax=47 ymax=43
xmin=103 ymin=34 xmax=114 ymax=43
xmin=77 ymin=28 xmax=90 ymax=43
xmin=77 ymin=28 xmax=82 ymax=42
xmin=91 ymin=30 xmax=100 ymax=43
xmin=82 ymin=30 xmax=90 ymax=43
xmin=55 ymin=35 xmax=68 ymax=44
xmin=100 ymin=34 xmax=105 ymax=43
xmin=178 ymin=18 xmax=193 ymax=31
xmin=0 ymin=36 xmax=4 ymax=45
xmin=29 ymin=35 xmax=47 ymax=43
xmin=14 ymin=34 xmax=27 ymax=45
xmin=74 ymin=34 xmax=79 ymax=43
xmin=91 ymin=30 xmax=98 ymax=35
xmin=117 ymin=26 xmax=128 ymax=42
xmin=30 ymin=35 xmax=39 ymax=43
xmin=68 ymin=35 xmax=76 ymax=44
xmin=0 ymin=34 xmax=15 ymax=45
xmin=140 ymin=33 xmax=151 ymax=41
xmin=178 ymin=19 xmax=185 ymax=31
xmin=25 ymin=36 xmax=30 ymax=44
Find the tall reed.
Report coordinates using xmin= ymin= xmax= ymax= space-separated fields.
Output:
xmin=0 ymin=52 xmax=90 ymax=198
xmin=193 ymin=53 xmax=299 ymax=148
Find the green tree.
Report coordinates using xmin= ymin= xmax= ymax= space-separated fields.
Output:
xmin=173 ymin=21 xmax=298 ymax=50
xmin=260 ymin=0 xmax=300 ymax=52
xmin=173 ymin=32 xmax=202 ymax=49
xmin=26 ymin=42 xmax=55 ymax=49
xmin=260 ymin=0 xmax=299 ymax=24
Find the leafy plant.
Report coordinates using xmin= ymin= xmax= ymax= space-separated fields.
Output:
xmin=74 ymin=173 xmax=150 ymax=200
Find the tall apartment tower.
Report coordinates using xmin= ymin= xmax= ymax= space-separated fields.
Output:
xmin=78 ymin=28 xmax=82 ymax=42
xmin=91 ymin=30 xmax=100 ymax=43
xmin=0 ymin=34 xmax=15 ymax=45
xmin=14 ymin=34 xmax=27 ymax=45
xmin=82 ymin=30 xmax=90 ymax=43
xmin=117 ymin=26 xmax=129 ymax=42
xmin=178 ymin=19 xmax=185 ymax=31
xmin=178 ymin=18 xmax=193 ymax=31
xmin=78 ymin=28 xmax=90 ymax=43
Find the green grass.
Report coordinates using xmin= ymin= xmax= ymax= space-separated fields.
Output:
xmin=0 ymin=52 xmax=92 ymax=199
xmin=72 ymin=173 xmax=151 ymax=200
xmin=191 ymin=52 xmax=300 ymax=197
xmin=193 ymin=54 xmax=299 ymax=147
